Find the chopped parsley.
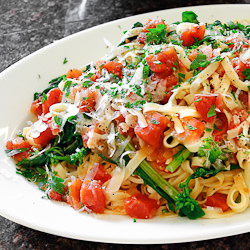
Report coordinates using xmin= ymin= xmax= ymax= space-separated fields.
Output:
xmin=146 ymin=23 xmax=167 ymax=44
xmin=63 ymin=57 xmax=68 ymax=64
xmin=187 ymin=124 xmax=197 ymax=130
xmin=190 ymin=53 xmax=210 ymax=70
xmin=207 ymin=104 xmax=216 ymax=118
xmin=182 ymin=11 xmax=199 ymax=24
xmin=151 ymin=119 xmax=160 ymax=125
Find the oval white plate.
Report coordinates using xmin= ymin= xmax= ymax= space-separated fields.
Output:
xmin=1 ymin=4 xmax=250 ymax=244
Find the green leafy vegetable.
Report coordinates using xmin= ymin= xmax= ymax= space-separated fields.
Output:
xmin=207 ymin=104 xmax=216 ymax=118
xmin=146 ymin=24 xmax=167 ymax=44
xmin=182 ymin=11 xmax=199 ymax=24
xmin=190 ymin=52 xmax=210 ymax=70
xmin=187 ymin=124 xmax=197 ymax=130
xmin=5 ymin=148 xmax=29 ymax=157
xmin=151 ymin=119 xmax=160 ymax=125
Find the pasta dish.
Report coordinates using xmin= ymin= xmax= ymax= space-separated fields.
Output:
xmin=6 ymin=11 xmax=250 ymax=220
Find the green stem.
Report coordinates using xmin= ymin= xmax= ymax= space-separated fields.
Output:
xmin=166 ymin=147 xmax=191 ymax=173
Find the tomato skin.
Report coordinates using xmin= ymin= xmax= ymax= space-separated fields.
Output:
xmin=214 ymin=94 xmax=224 ymax=112
xmin=69 ymin=178 xmax=83 ymax=210
xmin=124 ymin=193 xmax=160 ymax=219
xmin=66 ymin=68 xmax=83 ymax=79
xmin=226 ymin=37 xmax=249 ymax=55
xmin=213 ymin=113 xmax=228 ymax=137
xmin=146 ymin=47 xmax=178 ymax=74
xmin=134 ymin=112 xmax=169 ymax=149
xmin=205 ymin=193 xmax=229 ymax=212
xmin=79 ymin=89 xmax=97 ymax=113
xmin=80 ymin=180 xmax=106 ymax=214
xmin=180 ymin=23 xmax=206 ymax=47
xmin=48 ymin=186 xmax=68 ymax=201
xmin=42 ymin=88 xmax=63 ymax=115
xmin=6 ymin=137 xmax=32 ymax=162
xmin=177 ymin=117 xmax=205 ymax=144
xmin=30 ymin=96 xmax=43 ymax=117
xmin=194 ymin=95 xmax=216 ymax=123
xmin=93 ymin=163 xmax=111 ymax=184
xmin=232 ymin=58 xmax=250 ymax=81
xmin=229 ymin=108 xmax=249 ymax=130
xmin=33 ymin=118 xmax=59 ymax=147
xmin=96 ymin=61 xmax=123 ymax=78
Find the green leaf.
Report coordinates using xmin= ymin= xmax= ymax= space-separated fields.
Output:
xmin=146 ymin=24 xmax=167 ymax=44
xmin=132 ymin=22 xmax=143 ymax=28
xmin=207 ymin=104 xmax=216 ymax=118
xmin=242 ymin=68 xmax=250 ymax=80
xmin=213 ymin=124 xmax=222 ymax=131
xmin=41 ymin=93 xmax=47 ymax=103
xmin=5 ymin=148 xmax=29 ymax=157
xmin=143 ymin=65 xmax=150 ymax=79
xmin=63 ymin=57 xmax=68 ymax=64
xmin=187 ymin=124 xmax=197 ymax=130
xmin=182 ymin=11 xmax=199 ymax=24
xmin=194 ymin=96 xmax=203 ymax=103
xmin=190 ymin=52 xmax=210 ymax=70
xmin=151 ymin=119 xmax=160 ymax=125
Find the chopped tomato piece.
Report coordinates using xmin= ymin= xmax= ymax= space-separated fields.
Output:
xmin=214 ymin=94 xmax=224 ymax=112
xmin=134 ymin=112 xmax=169 ymax=149
xmin=194 ymin=95 xmax=216 ymax=123
xmin=180 ymin=23 xmax=206 ymax=47
xmin=6 ymin=137 xmax=32 ymax=162
xmin=226 ymin=37 xmax=249 ymax=55
xmin=80 ymin=180 xmax=106 ymax=213
xmin=213 ymin=113 xmax=228 ymax=137
xmin=93 ymin=163 xmax=111 ymax=184
xmin=48 ymin=186 xmax=68 ymax=201
xmin=205 ymin=193 xmax=229 ymax=212
xmin=177 ymin=117 xmax=205 ymax=144
xmin=137 ymin=18 xmax=166 ymax=44
xmin=30 ymin=96 xmax=43 ymax=117
xmin=231 ymin=58 xmax=250 ymax=80
xmin=142 ymin=18 xmax=166 ymax=32
xmin=96 ymin=61 xmax=123 ymax=78
xmin=42 ymin=88 xmax=63 ymax=115
xmin=239 ymin=91 xmax=249 ymax=108
xmin=33 ymin=117 xmax=59 ymax=147
xmin=124 ymin=193 xmax=160 ymax=219
xmin=79 ymin=89 xmax=97 ymax=113
xmin=146 ymin=47 xmax=178 ymax=74
xmin=229 ymin=108 xmax=248 ymax=130
xmin=69 ymin=178 xmax=83 ymax=210
xmin=66 ymin=68 xmax=83 ymax=79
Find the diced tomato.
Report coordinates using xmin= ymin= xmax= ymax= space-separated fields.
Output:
xmin=96 ymin=61 xmax=123 ymax=79
xmin=180 ymin=23 xmax=206 ymax=47
xmin=134 ymin=112 xmax=169 ymax=149
xmin=136 ymin=18 xmax=167 ymax=44
xmin=33 ymin=117 xmax=59 ymax=147
xmin=214 ymin=93 xmax=224 ymax=112
xmin=194 ymin=95 xmax=216 ymax=123
xmin=213 ymin=113 xmax=228 ymax=137
xmin=30 ymin=96 xmax=43 ymax=117
xmin=66 ymin=68 xmax=83 ymax=79
xmin=93 ymin=163 xmax=111 ymax=184
xmin=229 ymin=108 xmax=248 ymax=130
xmin=69 ymin=178 xmax=83 ymax=210
xmin=80 ymin=180 xmax=106 ymax=213
xmin=48 ymin=186 xmax=68 ymax=201
xmin=124 ymin=193 xmax=160 ymax=219
xmin=226 ymin=37 xmax=249 ymax=55
xmin=42 ymin=88 xmax=63 ymax=115
xmin=143 ymin=18 xmax=166 ymax=32
xmin=79 ymin=89 xmax=97 ymax=113
xmin=231 ymin=58 xmax=250 ymax=80
xmin=205 ymin=193 xmax=229 ymax=212
xmin=146 ymin=47 xmax=178 ymax=74
xmin=189 ymin=45 xmax=213 ymax=62
xmin=137 ymin=32 xmax=147 ymax=44
xmin=6 ymin=137 xmax=32 ymax=162
xmin=177 ymin=117 xmax=205 ymax=144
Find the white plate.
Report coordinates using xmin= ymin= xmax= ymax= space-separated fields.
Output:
xmin=1 ymin=4 xmax=250 ymax=244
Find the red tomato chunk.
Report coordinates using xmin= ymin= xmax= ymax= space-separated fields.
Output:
xmin=48 ymin=186 xmax=68 ymax=201
xmin=134 ymin=112 xmax=169 ymax=149
xmin=180 ymin=23 xmax=206 ymax=47
xmin=42 ymin=88 xmax=63 ymax=115
xmin=80 ymin=180 xmax=106 ymax=214
xmin=6 ymin=137 xmax=32 ymax=162
xmin=69 ymin=178 xmax=83 ymax=210
xmin=96 ymin=60 xmax=123 ymax=79
xmin=146 ymin=47 xmax=178 ymax=74
xmin=205 ymin=193 xmax=229 ymax=212
xmin=124 ymin=193 xmax=160 ymax=219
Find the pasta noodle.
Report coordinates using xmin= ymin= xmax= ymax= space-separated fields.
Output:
xmin=6 ymin=11 xmax=250 ymax=220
